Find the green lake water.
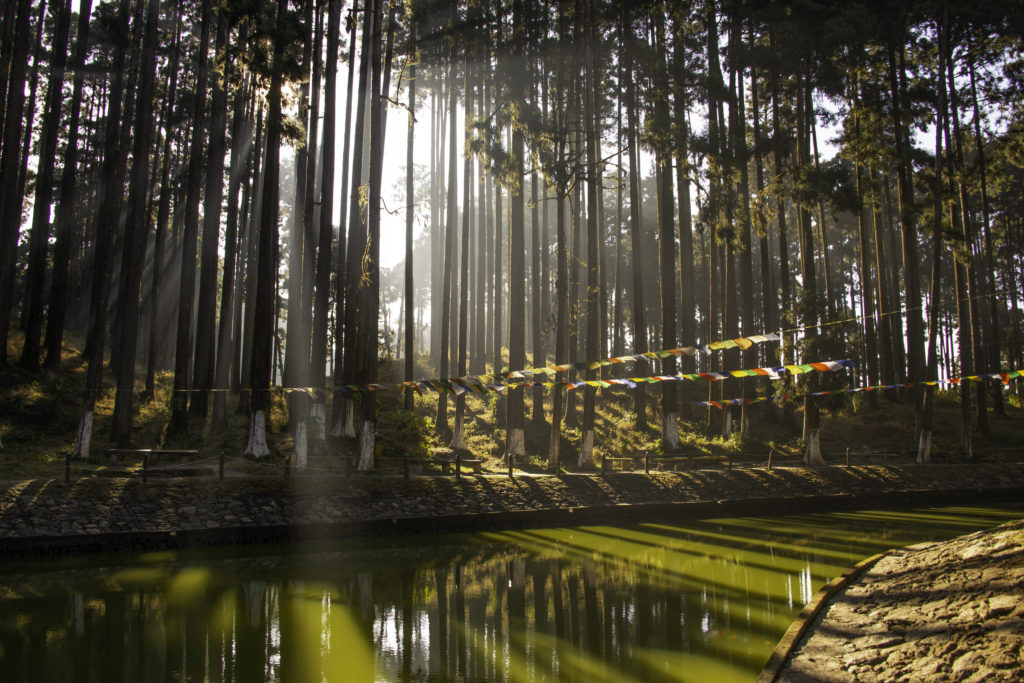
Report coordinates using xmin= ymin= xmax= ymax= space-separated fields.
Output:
xmin=0 ymin=505 xmax=1021 ymax=682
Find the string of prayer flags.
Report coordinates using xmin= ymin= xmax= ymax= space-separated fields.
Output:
xmin=693 ymin=370 xmax=1023 ymax=408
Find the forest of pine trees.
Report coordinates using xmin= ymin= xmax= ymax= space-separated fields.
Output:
xmin=1 ymin=0 xmax=1022 ymax=470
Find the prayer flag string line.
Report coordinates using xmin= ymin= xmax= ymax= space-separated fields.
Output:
xmin=692 ymin=370 xmax=1024 ymax=408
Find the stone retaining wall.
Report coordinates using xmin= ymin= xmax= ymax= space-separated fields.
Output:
xmin=1 ymin=463 xmax=1022 ymax=555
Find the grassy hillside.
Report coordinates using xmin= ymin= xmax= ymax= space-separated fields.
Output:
xmin=1 ymin=333 xmax=1022 ymax=480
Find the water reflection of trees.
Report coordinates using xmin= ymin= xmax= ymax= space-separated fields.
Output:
xmin=0 ymin=508 xmax=1019 ymax=682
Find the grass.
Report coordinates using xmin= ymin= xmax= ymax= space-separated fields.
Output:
xmin=2 ymin=331 xmax=1023 ymax=481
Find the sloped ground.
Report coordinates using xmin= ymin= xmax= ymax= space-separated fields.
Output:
xmin=777 ymin=519 xmax=1024 ymax=682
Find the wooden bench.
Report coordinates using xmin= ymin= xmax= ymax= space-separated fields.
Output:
xmin=601 ymin=456 xmax=639 ymax=473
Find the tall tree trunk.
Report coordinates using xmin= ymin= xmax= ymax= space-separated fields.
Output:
xmin=284 ymin=0 xmax=315 ymax=470
xmin=796 ymin=71 xmax=823 ymax=466
xmin=453 ymin=57 xmax=473 ymax=451
xmin=110 ymin=0 xmax=161 ymax=445
xmin=531 ymin=154 xmax=545 ymax=429
xmin=330 ymin=10 xmax=358 ymax=435
xmin=580 ymin=1 xmax=601 ymax=466
xmin=191 ymin=5 xmax=229 ymax=420
xmin=169 ymin=0 xmax=212 ymax=435
xmin=967 ymin=46 xmax=1003 ymax=415
xmin=357 ymin=0 xmax=394 ymax=470
xmin=142 ymin=4 xmax=183 ymax=393
xmin=769 ymin=42 xmax=794 ymax=424
xmin=945 ymin=51 xmax=989 ymax=438
xmin=672 ymin=17 xmax=695 ymax=417
xmin=436 ymin=52 xmax=457 ymax=434
xmin=12 ymin=0 xmax=48 ymax=340
xmin=623 ymin=13 xmax=647 ymax=426
xmin=652 ymin=12 xmax=678 ymax=451
xmin=339 ymin=0 xmax=374 ymax=440
xmin=308 ymin=0 xmax=336 ymax=438
xmin=870 ymin=170 xmax=896 ymax=398
xmin=44 ymin=0 xmax=95 ymax=368
xmin=920 ymin=18 xmax=947 ymax=464
xmin=886 ymin=42 xmax=925 ymax=442
xmin=20 ymin=0 xmax=72 ymax=369
xmin=212 ymin=26 xmax=251 ymax=431
xmin=402 ymin=18 xmax=416 ymax=411
xmin=507 ymin=0 xmax=527 ymax=460
xmin=71 ymin=0 xmax=131 ymax=458
xmin=245 ymin=0 xmax=288 ymax=459
xmin=734 ymin=28 xmax=754 ymax=434
xmin=0 ymin=0 xmax=33 ymax=365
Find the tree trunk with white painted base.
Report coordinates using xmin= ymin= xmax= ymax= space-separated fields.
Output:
xmin=508 ymin=426 xmax=525 ymax=463
xmin=72 ymin=408 xmax=94 ymax=460
xmin=803 ymin=398 xmax=824 ymax=466
xmin=292 ymin=418 xmax=307 ymax=471
xmin=917 ymin=418 xmax=932 ymax=464
xmin=244 ymin=410 xmax=271 ymax=459
xmin=357 ymin=421 xmax=375 ymax=471
xmin=578 ymin=429 xmax=594 ymax=468
xmin=662 ymin=413 xmax=680 ymax=451
xmin=308 ymin=402 xmax=326 ymax=445
xmin=451 ymin=398 xmax=467 ymax=450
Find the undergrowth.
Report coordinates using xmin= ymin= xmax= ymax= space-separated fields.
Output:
xmin=2 ymin=332 xmax=1022 ymax=479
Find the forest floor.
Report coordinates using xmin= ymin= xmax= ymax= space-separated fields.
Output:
xmin=1 ymin=333 xmax=1023 ymax=482
xmin=775 ymin=518 xmax=1024 ymax=682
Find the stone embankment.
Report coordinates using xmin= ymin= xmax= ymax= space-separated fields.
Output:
xmin=0 ymin=461 xmax=1022 ymax=554
xmin=775 ymin=519 xmax=1024 ymax=682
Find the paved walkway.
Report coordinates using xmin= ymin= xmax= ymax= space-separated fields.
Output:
xmin=777 ymin=519 xmax=1024 ymax=682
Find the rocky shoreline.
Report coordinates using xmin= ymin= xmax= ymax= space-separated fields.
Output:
xmin=774 ymin=518 xmax=1024 ymax=682
xmin=0 ymin=462 xmax=1022 ymax=555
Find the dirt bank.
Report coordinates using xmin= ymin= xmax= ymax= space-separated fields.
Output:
xmin=773 ymin=519 xmax=1024 ymax=682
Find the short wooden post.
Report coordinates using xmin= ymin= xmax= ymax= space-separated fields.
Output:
xmin=65 ymin=451 xmax=71 ymax=486
xmin=219 ymin=451 xmax=225 ymax=480
xmin=142 ymin=452 xmax=149 ymax=484
xmin=455 ymin=452 xmax=462 ymax=481
xmin=285 ymin=456 xmax=292 ymax=477
xmin=727 ymin=453 xmax=733 ymax=471
xmin=403 ymin=456 xmax=410 ymax=480
xmin=767 ymin=449 xmax=774 ymax=470
xmin=346 ymin=456 xmax=353 ymax=477
xmin=507 ymin=452 xmax=513 ymax=479
xmin=644 ymin=451 xmax=650 ymax=475
xmin=687 ymin=452 xmax=693 ymax=471
xmin=845 ymin=448 xmax=850 ymax=467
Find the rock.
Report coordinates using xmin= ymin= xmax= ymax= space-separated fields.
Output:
xmin=858 ymin=634 xmax=904 ymax=650
xmin=964 ymin=666 xmax=997 ymax=683
xmin=987 ymin=595 xmax=1018 ymax=618
xmin=950 ymin=649 xmax=984 ymax=676
xmin=843 ymin=651 xmax=884 ymax=667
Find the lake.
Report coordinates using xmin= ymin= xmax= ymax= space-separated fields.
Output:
xmin=0 ymin=505 xmax=1020 ymax=681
